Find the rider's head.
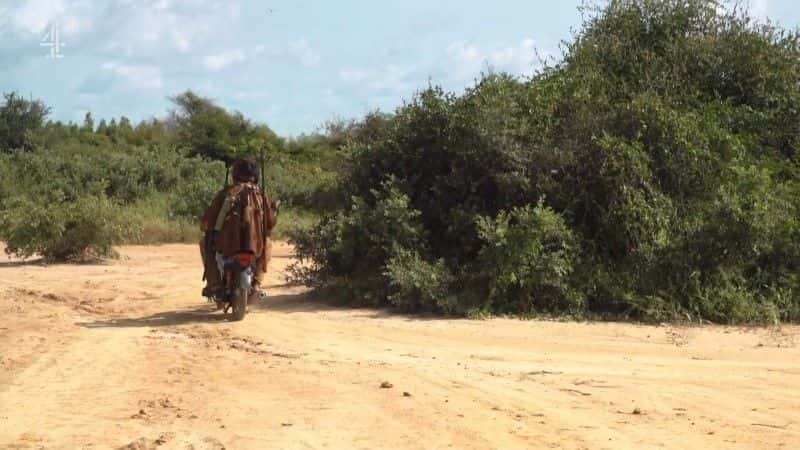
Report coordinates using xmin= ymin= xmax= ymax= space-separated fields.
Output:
xmin=231 ymin=158 xmax=259 ymax=184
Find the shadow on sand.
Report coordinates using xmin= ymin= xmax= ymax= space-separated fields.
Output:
xmin=79 ymin=290 xmax=452 ymax=329
xmin=79 ymin=306 xmax=230 ymax=328
xmin=0 ymin=258 xmax=47 ymax=268
xmin=250 ymin=292 xmax=452 ymax=322
xmin=0 ymin=258 xmax=113 ymax=269
xmin=252 ymin=293 xmax=366 ymax=314
xmin=78 ymin=292 xmax=359 ymax=329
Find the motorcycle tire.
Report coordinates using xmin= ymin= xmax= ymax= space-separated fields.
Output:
xmin=231 ymin=287 xmax=247 ymax=321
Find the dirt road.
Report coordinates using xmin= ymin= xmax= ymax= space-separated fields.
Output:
xmin=0 ymin=243 xmax=798 ymax=449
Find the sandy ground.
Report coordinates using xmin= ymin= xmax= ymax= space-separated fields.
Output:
xmin=0 ymin=243 xmax=798 ymax=450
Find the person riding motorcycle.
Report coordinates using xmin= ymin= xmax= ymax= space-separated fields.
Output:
xmin=200 ymin=158 xmax=279 ymax=303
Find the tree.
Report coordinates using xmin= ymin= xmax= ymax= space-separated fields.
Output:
xmin=0 ymin=92 xmax=50 ymax=151
xmin=82 ymin=112 xmax=94 ymax=133
xmin=169 ymin=90 xmax=282 ymax=162
xmin=119 ymin=116 xmax=133 ymax=132
xmin=104 ymin=118 xmax=118 ymax=140
xmin=131 ymin=118 xmax=169 ymax=146
xmin=96 ymin=119 xmax=108 ymax=135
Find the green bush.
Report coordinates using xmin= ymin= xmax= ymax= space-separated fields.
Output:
xmin=290 ymin=180 xmax=427 ymax=305
xmin=169 ymin=174 xmax=221 ymax=221
xmin=0 ymin=87 xmax=339 ymax=258
xmin=475 ymin=201 xmax=584 ymax=315
xmin=122 ymin=194 xmax=201 ymax=245
xmin=271 ymin=208 xmax=319 ymax=240
xmin=384 ymin=247 xmax=455 ymax=313
xmin=290 ymin=0 xmax=800 ymax=323
xmin=0 ymin=194 xmax=136 ymax=261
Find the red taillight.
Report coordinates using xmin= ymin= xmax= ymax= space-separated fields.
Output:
xmin=236 ymin=253 xmax=253 ymax=267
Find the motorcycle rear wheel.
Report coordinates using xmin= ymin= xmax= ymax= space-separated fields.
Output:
xmin=231 ymin=288 xmax=247 ymax=321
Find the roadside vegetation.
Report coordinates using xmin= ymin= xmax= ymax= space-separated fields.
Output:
xmin=1 ymin=0 xmax=798 ymax=324
xmin=0 ymin=91 xmax=340 ymax=260
xmin=289 ymin=0 xmax=800 ymax=324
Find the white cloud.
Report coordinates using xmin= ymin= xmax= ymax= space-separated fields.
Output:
xmin=339 ymin=64 xmax=418 ymax=96
xmin=446 ymin=38 xmax=541 ymax=81
xmin=86 ymin=0 xmax=242 ymax=59
xmin=10 ymin=0 xmax=66 ymax=34
xmin=173 ymin=30 xmax=191 ymax=52
xmin=255 ymin=39 xmax=322 ymax=68
xmin=339 ymin=37 xmax=544 ymax=107
xmin=203 ymin=49 xmax=246 ymax=71
xmin=447 ymin=42 xmax=482 ymax=64
xmin=101 ymin=62 xmax=163 ymax=91
xmin=233 ymin=90 xmax=269 ymax=101
xmin=3 ymin=0 xmax=95 ymax=36
xmin=339 ymin=67 xmax=369 ymax=84
xmin=288 ymin=39 xmax=321 ymax=67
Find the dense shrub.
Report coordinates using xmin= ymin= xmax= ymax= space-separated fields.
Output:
xmin=0 ymin=83 xmax=344 ymax=259
xmin=384 ymin=247 xmax=455 ymax=313
xmin=0 ymin=101 xmax=336 ymax=259
xmin=0 ymin=194 xmax=135 ymax=261
xmin=0 ymin=92 xmax=49 ymax=151
xmin=291 ymin=0 xmax=800 ymax=323
xmin=475 ymin=201 xmax=584 ymax=315
xmin=289 ymin=180 xmax=427 ymax=305
xmin=169 ymin=175 xmax=221 ymax=221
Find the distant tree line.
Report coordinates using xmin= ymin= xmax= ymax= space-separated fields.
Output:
xmin=0 ymin=91 xmax=340 ymax=260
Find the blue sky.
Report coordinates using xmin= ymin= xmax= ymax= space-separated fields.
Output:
xmin=0 ymin=0 xmax=797 ymax=135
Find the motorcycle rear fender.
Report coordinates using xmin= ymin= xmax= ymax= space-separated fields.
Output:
xmin=239 ymin=266 xmax=254 ymax=290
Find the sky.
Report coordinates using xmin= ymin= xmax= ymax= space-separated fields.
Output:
xmin=1 ymin=0 xmax=798 ymax=136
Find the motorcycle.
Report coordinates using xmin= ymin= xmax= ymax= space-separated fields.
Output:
xmin=212 ymin=251 xmax=256 ymax=321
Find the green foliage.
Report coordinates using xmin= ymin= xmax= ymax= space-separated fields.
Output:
xmin=475 ymin=201 xmax=584 ymax=315
xmin=290 ymin=180 xmax=427 ymax=306
xmin=292 ymin=0 xmax=800 ymax=323
xmin=271 ymin=208 xmax=320 ymax=240
xmin=0 ymin=194 xmax=135 ymax=261
xmin=0 ymin=142 xmax=229 ymax=259
xmin=1 ymin=143 xmax=224 ymax=207
xmin=82 ymin=112 xmax=94 ymax=132
xmin=169 ymin=90 xmax=282 ymax=162
xmin=123 ymin=195 xmax=200 ymax=245
xmin=0 ymin=92 xmax=50 ymax=151
xmin=169 ymin=174 xmax=221 ymax=221
xmin=384 ymin=247 xmax=455 ymax=313
xmin=0 ymin=93 xmax=338 ymax=260
xmin=265 ymin=134 xmax=343 ymax=211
